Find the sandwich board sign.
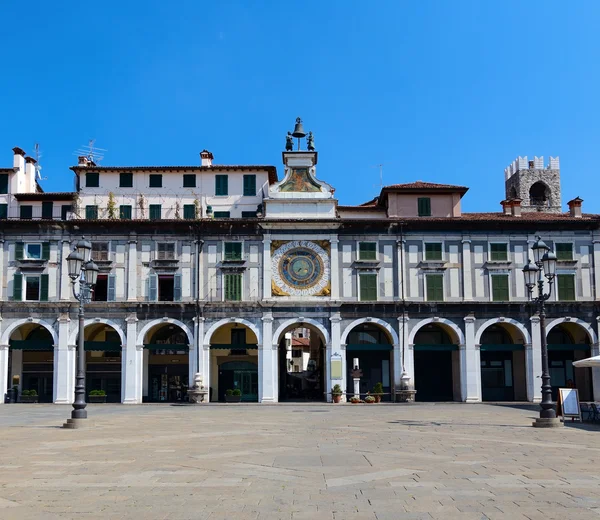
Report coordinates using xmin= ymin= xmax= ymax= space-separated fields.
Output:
xmin=556 ymin=388 xmax=581 ymax=422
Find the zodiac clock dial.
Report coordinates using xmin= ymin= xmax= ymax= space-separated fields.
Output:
xmin=272 ymin=241 xmax=330 ymax=296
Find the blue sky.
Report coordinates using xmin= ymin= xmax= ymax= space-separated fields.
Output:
xmin=1 ymin=1 xmax=599 ymax=211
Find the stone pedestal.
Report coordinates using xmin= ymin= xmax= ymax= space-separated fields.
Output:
xmin=532 ymin=417 xmax=563 ymax=428
xmin=188 ymin=373 xmax=208 ymax=404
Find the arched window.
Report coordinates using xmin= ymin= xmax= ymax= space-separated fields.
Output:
xmin=529 ymin=182 xmax=550 ymax=207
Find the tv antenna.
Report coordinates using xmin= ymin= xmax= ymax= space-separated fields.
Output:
xmin=372 ymin=164 xmax=384 ymax=190
xmin=74 ymin=139 xmax=107 ymax=164
xmin=33 ymin=143 xmax=46 ymax=180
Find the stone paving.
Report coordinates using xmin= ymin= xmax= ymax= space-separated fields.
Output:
xmin=0 ymin=402 xmax=599 ymax=519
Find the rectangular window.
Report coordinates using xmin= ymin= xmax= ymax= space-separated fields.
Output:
xmin=41 ymin=201 xmax=53 ymax=219
xmin=157 ymin=243 xmax=175 ymax=260
xmin=91 ymin=242 xmax=109 ymax=261
xmin=119 ymin=172 xmax=133 ymax=188
xmin=491 ymin=274 xmax=509 ymax=301
xmin=490 ymin=243 xmax=508 ymax=261
xmin=224 ymin=242 xmax=242 ymax=261
xmin=231 ymin=328 xmax=246 ymax=345
xmin=241 ymin=211 xmax=257 ymax=218
xmin=149 ymin=204 xmax=161 ymax=220
xmin=61 ymin=205 xmax=72 ymax=220
xmin=149 ymin=174 xmax=162 ymax=188
xmin=213 ymin=211 xmax=230 ymax=218
xmin=0 ymin=173 xmax=8 ymax=194
xmin=158 ymin=275 xmax=174 ymax=302
xmin=85 ymin=205 xmax=98 ymax=220
xmin=243 ymin=174 xmax=256 ymax=196
xmin=0 ymin=203 xmax=7 ymax=219
xmin=556 ymin=243 xmax=573 ymax=261
xmin=85 ymin=172 xmax=99 ymax=188
xmin=426 ymin=274 xmax=444 ymax=301
xmin=359 ymin=273 xmax=378 ymax=301
xmin=418 ymin=197 xmax=431 ymax=217
xmin=557 ymin=274 xmax=576 ymax=301
xmin=25 ymin=243 xmax=42 ymax=259
xmin=224 ymin=273 xmax=242 ymax=301
xmin=20 ymin=205 xmax=32 ymax=219
xmin=183 ymin=174 xmax=196 ymax=188
xmin=215 ymin=175 xmax=228 ymax=196
xmin=425 ymin=243 xmax=443 ymax=261
xmin=25 ymin=276 xmax=40 ymax=301
xmin=119 ymin=205 xmax=132 ymax=219
xmin=183 ymin=204 xmax=196 ymax=219
xmin=358 ymin=242 xmax=377 ymax=261
xmin=93 ymin=275 xmax=108 ymax=301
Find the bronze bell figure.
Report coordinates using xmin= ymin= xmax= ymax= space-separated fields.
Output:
xmin=292 ymin=117 xmax=306 ymax=139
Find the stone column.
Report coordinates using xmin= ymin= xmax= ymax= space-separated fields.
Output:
xmin=142 ymin=348 xmax=149 ymax=399
xmin=55 ymin=314 xmax=75 ymax=403
xmin=528 ymin=315 xmax=542 ymax=402
xmin=592 ymin=318 xmax=600 ymax=401
xmin=262 ymin=234 xmax=272 ymax=299
xmin=399 ymin=315 xmax=413 ymax=382
xmin=60 ymin=239 xmax=72 ymax=301
xmin=122 ymin=315 xmax=142 ymax=404
xmin=259 ymin=312 xmax=277 ymax=402
xmin=330 ymin=237 xmax=340 ymax=299
xmin=463 ymin=315 xmax=481 ymax=402
xmin=0 ymin=344 xmax=8 ymax=403
xmin=0 ymin=237 xmax=4 ymax=300
xmin=329 ymin=313 xmax=342 ymax=402
xmin=594 ymin=239 xmax=600 ymax=301
xmin=127 ymin=236 xmax=137 ymax=301
xmin=396 ymin=239 xmax=406 ymax=301
xmin=461 ymin=238 xmax=473 ymax=301
xmin=196 ymin=317 xmax=207 ymax=384
xmin=392 ymin=317 xmax=405 ymax=393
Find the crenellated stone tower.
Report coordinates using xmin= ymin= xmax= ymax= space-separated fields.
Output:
xmin=504 ymin=156 xmax=561 ymax=213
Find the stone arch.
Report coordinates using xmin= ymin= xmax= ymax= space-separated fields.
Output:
xmin=136 ymin=318 xmax=193 ymax=347
xmin=545 ymin=318 xmax=597 ymax=345
xmin=475 ymin=318 xmax=531 ymax=346
xmin=408 ymin=318 xmax=465 ymax=346
xmin=203 ymin=318 xmax=261 ymax=346
xmin=69 ymin=318 xmax=126 ymax=346
xmin=1 ymin=318 xmax=58 ymax=346
xmin=529 ymin=181 xmax=551 ymax=206
xmin=341 ymin=318 xmax=399 ymax=346
xmin=272 ymin=318 xmax=330 ymax=347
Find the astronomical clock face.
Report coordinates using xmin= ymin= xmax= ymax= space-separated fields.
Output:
xmin=272 ymin=240 xmax=331 ymax=297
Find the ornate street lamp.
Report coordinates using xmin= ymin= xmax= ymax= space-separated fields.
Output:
xmin=65 ymin=237 xmax=98 ymax=425
xmin=523 ymin=236 xmax=560 ymax=428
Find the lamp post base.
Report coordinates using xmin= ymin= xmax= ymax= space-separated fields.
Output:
xmin=62 ymin=418 xmax=94 ymax=429
xmin=532 ymin=417 xmax=563 ymax=428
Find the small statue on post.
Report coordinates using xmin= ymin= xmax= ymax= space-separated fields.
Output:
xmin=285 ymin=132 xmax=294 ymax=151
xmin=307 ymin=131 xmax=315 ymax=151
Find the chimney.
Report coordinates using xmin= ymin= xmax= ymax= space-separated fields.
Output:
xmin=500 ymin=200 xmax=512 ymax=216
xmin=568 ymin=197 xmax=583 ymax=218
xmin=78 ymin=156 xmax=89 ymax=166
xmin=24 ymin=156 xmax=37 ymax=193
xmin=200 ymin=150 xmax=214 ymax=167
xmin=511 ymin=198 xmax=522 ymax=218
xmin=12 ymin=146 xmax=26 ymax=173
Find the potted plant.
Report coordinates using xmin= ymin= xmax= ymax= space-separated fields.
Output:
xmin=349 ymin=396 xmax=362 ymax=404
xmin=364 ymin=395 xmax=376 ymax=404
xmin=88 ymin=389 xmax=107 ymax=403
xmin=20 ymin=389 xmax=38 ymax=403
xmin=332 ymin=384 xmax=343 ymax=403
xmin=225 ymin=388 xmax=242 ymax=403
xmin=371 ymin=382 xmax=384 ymax=403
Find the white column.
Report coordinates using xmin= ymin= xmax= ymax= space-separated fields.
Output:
xmin=0 ymin=238 xmax=4 ymax=300
xmin=594 ymin=239 xmax=600 ymax=300
xmin=330 ymin=237 xmax=340 ymax=300
xmin=60 ymin=240 xmax=72 ymax=301
xmin=463 ymin=315 xmax=481 ymax=402
xmin=142 ymin=348 xmax=149 ymax=398
xmin=400 ymin=315 xmax=414 ymax=381
xmin=393 ymin=316 xmax=406 ymax=393
xmin=122 ymin=315 xmax=142 ymax=404
xmin=259 ymin=312 xmax=277 ymax=402
xmin=55 ymin=314 xmax=75 ymax=403
xmin=462 ymin=239 xmax=473 ymax=301
xmin=127 ymin=237 xmax=137 ymax=301
xmin=196 ymin=317 xmax=207 ymax=382
xmin=591 ymin=320 xmax=600 ymax=401
xmin=528 ymin=315 xmax=542 ymax=402
xmin=262 ymin=234 xmax=272 ymax=299
xmin=0 ymin=345 xmax=8 ymax=403
xmin=328 ymin=313 xmax=342 ymax=402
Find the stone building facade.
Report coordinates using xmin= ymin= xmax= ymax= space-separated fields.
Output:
xmin=1 ymin=138 xmax=599 ymax=405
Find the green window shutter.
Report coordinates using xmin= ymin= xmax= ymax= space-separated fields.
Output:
xmin=418 ymin=197 xmax=431 ymax=216
xmin=149 ymin=174 xmax=162 ymax=188
xmin=85 ymin=205 xmax=98 ymax=219
xmin=107 ymin=274 xmax=116 ymax=301
xmin=225 ymin=273 xmax=242 ymax=301
xmin=149 ymin=205 xmax=161 ymax=220
xmin=173 ymin=274 xmax=182 ymax=301
xmin=425 ymin=243 xmax=442 ymax=261
xmin=41 ymin=201 xmax=53 ymax=219
xmin=241 ymin=211 xmax=257 ymax=218
xmin=215 ymin=175 xmax=228 ymax=196
xmin=0 ymin=204 xmax=7 ymax=219
xmin=243 ymin=175 xmax=256 ymax=196
xmin=15 ymin=242 xmax=24 ymax=260
xmin=119 ymin=172 xmax=133 ymax=188
xmin=556 ymin=243 xmax=573 ymax=261
xmin=359 ymin=242 xmax=377 ymax=260
xmin=225 ymin=242 xmax=242 ymax=261
xmin=85 ymin=172 xmax=99 ymax=187
xmin=213 ymin=211 xmax=230 ymax=218
xmin=557 ymin=275 xmax=576 ymax=301
xmin=491 ymin=275 xmax=509 ymax=301
xmin=13 ymin=273 xmax=22 ymax=301
xmin=148 ymin=274 xmax=158 ymax=301
xmin=183 ymin=174 xmax=196 ymax=188
xmin=119 ymin=205 xmax=132 ymax=219
xmin=42 ymin=242 xmax=50 ymax=260
xmin=0 ymin=173 xmax=8 ymax=194
xmin=20 ymin=205 xmax=32 ymax=219
xmin=426 ymin=274 xmax=444 ymax=301
xmin=490 ymin=243 xmax=508 ymax=261
xmin=359 ymin=273 xmax=377 ymax=301
xmin=183 ymin=204 xmax=196 ymax=219
xmin=40 ymin=274 xmax=49 ymax=302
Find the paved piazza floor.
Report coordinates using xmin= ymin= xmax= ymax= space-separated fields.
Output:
xmin=0 ymin=403 xmax=599 ymax=519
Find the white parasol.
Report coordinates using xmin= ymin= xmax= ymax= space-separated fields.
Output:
xmin=573 ymin=356 xmax=600 ymax=368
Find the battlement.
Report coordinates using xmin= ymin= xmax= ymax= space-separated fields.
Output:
xmin=504 ymin=156 xmax=560 ymax=180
